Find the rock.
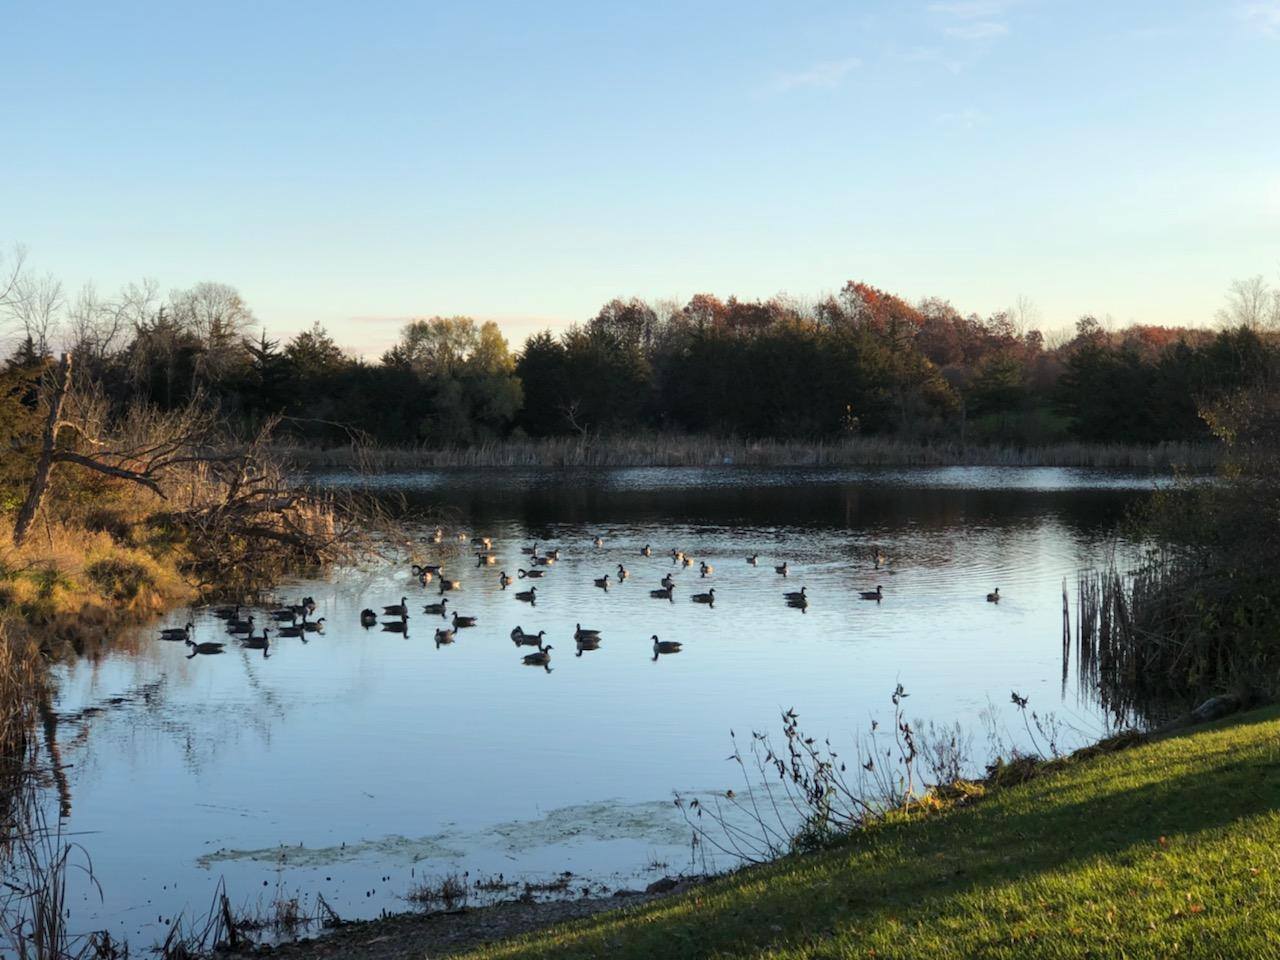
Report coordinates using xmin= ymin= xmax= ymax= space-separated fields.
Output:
xmin=1190 ymin=694 xmax=1242 ymax=724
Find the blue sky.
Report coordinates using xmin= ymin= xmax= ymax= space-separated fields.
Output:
xmin=3 ymin=0 xmax=1279 ymax=353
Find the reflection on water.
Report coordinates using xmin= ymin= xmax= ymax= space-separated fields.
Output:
xmin=36 ymin=467 xmax=1152 ymax=945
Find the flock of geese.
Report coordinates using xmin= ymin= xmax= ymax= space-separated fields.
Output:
xmin=160 ymin=527 xmax=1003 ymax=666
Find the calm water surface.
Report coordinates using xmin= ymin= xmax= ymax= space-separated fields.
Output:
xmin=42 ymin=466 xmax=1156 ymax=945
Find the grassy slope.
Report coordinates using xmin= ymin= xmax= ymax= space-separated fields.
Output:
xmin=463 ymin=707 xmax=1280 ymax=959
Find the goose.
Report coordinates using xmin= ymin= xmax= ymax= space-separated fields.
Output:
xmin=360 ymin=608 xmax=378 ymax=625
xmin=522 ymin=644 xmax=553 ymax=666
xmin=277 ymin=623 xmax=305 ymax=637
xmin=185 ymin=639 xmax=225 ymax=655
xmin=594 ymin=574 xmax=611 ymax=589
xmin=671 ymin=549 xmax=685 ymax=563
xmin=681 ymin=556 xmax=692 ymax=568
xmin=212 ymin=603 xmax=239 ymax=620
xmin=691 ymin=588 xmax=716 ymax=605
xmin=430 ymin=527 xmax=444 ymax=544
xmin=641 ymin=544 xmax=652 ymax=557
xmin=511 ymin=627 xmax=545 ymax=646
xmin=652 ymin=635 xmax=682 ymax=655
xmin=860 ymin=585 xmax=884 ymax=602
xmin=159 ymin=622 xmax=194 ymax=641
xmin=417 ymin=569 xmax=434 ymax=583
xmin=575 ymin=636 xmax=601 ymax=655
xmin=514 ymin=586 xmax=537 ymax=603
xmin=593 ymin=536 xmax=604 ymax=548
xmin=452 ymin=612 xmax=478 ymax=629
xmin=699 ymin=562 xmax=714 ymax=577
xmin=423 ymin=597 xmax=449 ymax=616
xmin=434 ymin=627 xmax=456 ymax=645
xmin=381 ymin=619 xmax=409 ymax=635
xmin=616 ymin=564 xmax=630 ymax=581
xmin=775 ymin=562 xmax=789 ymax=577
xmin=521 ymin=543 xmax=538 ymax=556
xmin=413 ymin=563 xmax=444 ymax=577
xmin=226 ymin=613 xmax=253 ymax=632
xmin=872 ymin=549 xmax=888 ymax=569
xmin=660 ymin=573 xmax=676 ymax=590
xmin=533 ymin=555 xmax=555 ymax=567
xmin=456 ymin=532 xmax=469 ymax=542
xmin=302 ymin=617 xmax=326 ymax=633
xmin=383 ymin=597 xmax=409 ymax=617
xmin=270 ymin=608 xmax=299 ymax=622
xmin=784 ymin=586 xmax=808 ymax=603
xmin=499 ymin=571 xmax=514 ymax=588
xmin=227 ymin=616 xmax=255 ymax=636
xmin=241 ymin=629 xmax=271 ymax=650
xmin=517 ymin=568 xmax=545 ymax=579
xmin=574 ymin=623 xmax=602 ymax=640
xmin=747 ymin=554 xmax=759 ymax=566
xmin=477 ymin=536 xmax=493 ymax=550
xmin=650 ymin=585 xmax=674 ymax=601
xmin=438 ymin=578 xmax=462 ymax=593
xmin=476 ymin=553 xmax=497 ymax=566
xmin=546 ymin=548 xmax=562 ymax=561
xmin=986 ymin=587 xmax=1000 ymax=603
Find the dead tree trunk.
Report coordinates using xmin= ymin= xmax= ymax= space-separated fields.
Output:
xmin=13 ymin=352 xmax=72 ymax=547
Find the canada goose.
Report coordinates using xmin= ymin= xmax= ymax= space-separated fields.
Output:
xmin=546 ymin=548 xmax=561 ymax=560
xmin=383 ymin=597 xmax=409 ymax=617
xmin=652 ymin=635 xmax=682 ymax=655
xmin=593 ymin=536 xmax=604 ymax=548
xmin=775 ymin=562 xmax=789 ymax=577
xmin=475 ymin=553 xmax=497 ymax=566
xmin=515 ymin=586 xmax=537 ymax=603
xmin=574 ymin=623 xmax=602 ymax=640
xmin=269 ymin=608 xmax=298 ymax=622
xmin=430 ymin=527 xmax=444 ymax=544
xmin=522 ymin=644 xmax=553 ymax=666
xmin=277 ymin=623 xmax=305 ymax=637
xmin=521 ymin=543 xmax=538 ymax=555
xmin=691 ymin=588 xmax=716 ymax=605
xmin=212 ymin=603 xmax=239 ymax=620
xmin=594 ymin=574 xmax=611 ymax=589
xmin=456 ymin=532 xmax=469 ymax=542
xmin=302 ymin=617 xmax=326 ymax=633
xmin=511 ymin=627 xmax=545 ymax=646
xmin=533 ymin=555 xmax=555 ymax=567
xmin=860 ymin=585 xmax=884 ymax=601
xmin=423 ymin=597 xmax=449 ymax=616
xmin=227 ymin=616 xmax=255 ymax=635
xmin=438 ymin=578 xmax=462 ymax=593
xmin=477 ymin=536 xmax=493 ymax=550
xmin=650 ymin=585 xmax=674 ymax=601
xmin=418 ymin=569 xmax=434 ymax=583
xmin=641 ymin=544 xmax=652 ymax=557
xmin=575 ymin=636 xmax=600 ymax=655
xmin=159 ymin=622 xmax=194 ymax=641
xmin=616 ymin=564 xmax=630 ymax=581
xmin=499 ymin=571 xmax=514 ymax=587
xmin=517 ymin=568 xmax=545 ymax=579
xmin=434 ymin=627 xmax=455 ymax=645
xmin=660 ymin=573 xmax=675 ymax=590
xmin=360 ymin=608 xmax=378 ymax=625
xmin=452 ymin=612 xmax=478 ymax=628
xmin=185 ymin=639 xmax=225 ymax=655
xmin=671 ymin=549 xmax=685 ymax=562
xmin=872 ymin=549 xmax=888 ymax=569
xmin=241 ymin=629 xmax=271 ymax=650
xmin=747 ymin=554 xmax=758 ymax=566
xmin=784 ymin=586 xmax=807 ymax=603
xmin=699 ymin=562 xmax=713 ymax=577
xmin=413 ymin=563 xmax=444 ymax=577
xmin=986 ymin=587 xmax=1000 ymax=603
xmin=381 ymin=619 xmax=409 ymax=635
xmin=681 ymin=556 xmax=692 ymax=568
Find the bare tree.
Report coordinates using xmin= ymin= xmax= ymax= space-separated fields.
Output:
xmin=3 ymin=270 xmax=63 ymax=358
xmin=167 ymin=281 xmax=255 ymax=381
xmin=1216 ymin=275 xmax=1280 ymax=331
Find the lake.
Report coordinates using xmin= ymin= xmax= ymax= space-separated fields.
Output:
xmin=35 ymin=466 xmax=1157 ymax=947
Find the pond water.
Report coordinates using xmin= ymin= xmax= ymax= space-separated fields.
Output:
xmin=36 ymin=466 xmax=1157 ymax=947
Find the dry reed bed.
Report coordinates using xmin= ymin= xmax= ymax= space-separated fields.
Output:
xmin=284 ymin=437 xmax=1219 ymax=472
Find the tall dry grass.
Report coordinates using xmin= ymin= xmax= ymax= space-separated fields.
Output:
xmin=282 ymin=436 xmax=1219 ymax=472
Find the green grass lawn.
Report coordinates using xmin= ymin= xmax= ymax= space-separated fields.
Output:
xmin=462 ymin=706 xmax=1280 ymax=959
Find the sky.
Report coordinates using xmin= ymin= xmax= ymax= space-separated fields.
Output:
xmin=3 ymin=0 xmax=1280 ymax=354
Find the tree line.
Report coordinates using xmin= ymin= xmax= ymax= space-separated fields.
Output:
xmin=3 ymin=250 xmax=1279 ymax=449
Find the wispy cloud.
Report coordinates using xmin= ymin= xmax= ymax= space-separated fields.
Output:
xmin=1239 ymin=2 xmax=1280 ymax=34
xmin=945 ymin=21 xmax=1009 ymax=39
xmin=773 ymin=57 xmax=861 ymax=92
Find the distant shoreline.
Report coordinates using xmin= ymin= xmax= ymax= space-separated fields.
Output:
xmin=278 ymin=437 xmax=1218 ymax=472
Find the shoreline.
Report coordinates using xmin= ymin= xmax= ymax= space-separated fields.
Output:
xmin=279 ymin=438 xmax=1219 ymax=472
